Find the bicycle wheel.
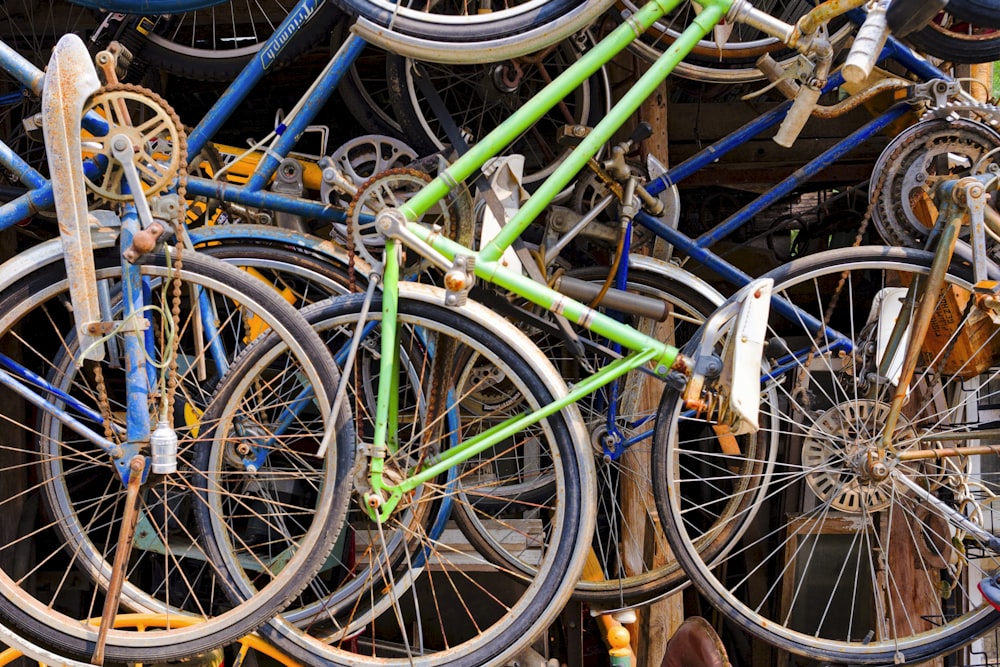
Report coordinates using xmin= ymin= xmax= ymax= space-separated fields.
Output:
xmin=338 ymin=0 xmax=615 ymax=63
xmin=904 ymin=12 xmax=1000 ymax=64
xmin=658 ymin=246 xmax=1000 ymax=664
xmin=946 ymin=0 xmax=1000 ymax=29
xmin=0 ymin=1 xmax=98 ymax=188
xmin=385 ymin=34 xmax=609 ymax=194
xmin=0 ymin=247 xmax=353 ymax=664
xmin=622 ymin=0 xmax=852 ymax=83
xmin=452 ymin=262 xmax=726 ymax=604
xmin=192 ymin=233 xmax=360 ymax=303
xmin=240 ymin=283 xmax=596 ymax=666
xmin=143 ymin=1 xmax=341 ymax=80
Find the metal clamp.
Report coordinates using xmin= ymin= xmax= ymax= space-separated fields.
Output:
xmin=444 ymin=255 xmax=476 ymax=307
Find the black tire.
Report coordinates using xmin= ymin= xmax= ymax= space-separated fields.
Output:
xmin=886 ymin=0 xmax=948 ymax=38
xmin=332 ymin=0 xmax=587 ymax=43
xmin=0 ymin=248 xmax=352 ymax=664
xmin=904 ymin=12 xmax=1000 ymax=63
xmin=946 ymin=0 xmax=1000 ymax=29
xmin=256 ymin=286 xmax=595 ymax=666
xmin=658 ymin=246 xmax=1000 ymax=664
xmin=143 ymin=2 xmax=341 ymax=81
xmin=193 ymin=236 xmax=360 ymax=304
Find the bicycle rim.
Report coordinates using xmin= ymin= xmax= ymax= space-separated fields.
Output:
xmin=661 ymin=247 xmax=1000 ymax=664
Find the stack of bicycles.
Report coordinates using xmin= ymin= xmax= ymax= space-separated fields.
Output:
xmin=2 ymin=0 xmax=1000 ymax=665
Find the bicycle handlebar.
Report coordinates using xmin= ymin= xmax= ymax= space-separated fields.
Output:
xmin=842 ymin=0 xmax=890 ymax=84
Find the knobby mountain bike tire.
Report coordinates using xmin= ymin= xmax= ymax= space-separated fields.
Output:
xmin=0 ymin=248 xmax=353 ymax=665
xmin=657 ymin=246 xmax=1000 ymax=664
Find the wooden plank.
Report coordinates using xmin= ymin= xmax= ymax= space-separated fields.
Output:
xmin=631 ymin=73 xmax=684 ymax=667
xmin=350 ymin=519 xmax=545 ymax=571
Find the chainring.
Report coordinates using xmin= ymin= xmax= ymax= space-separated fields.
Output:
xmin=871 ymin=117 xmax=1000 ymax=250
xmin=82 ymin=83 xmax=184 ymax=202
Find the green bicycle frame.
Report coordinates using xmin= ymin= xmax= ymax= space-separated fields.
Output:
xmin=365 ymin=0 xmax=733 ymax=517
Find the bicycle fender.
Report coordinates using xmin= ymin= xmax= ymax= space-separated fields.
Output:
xmin=42 ymin=34 xmax=103 ymax=361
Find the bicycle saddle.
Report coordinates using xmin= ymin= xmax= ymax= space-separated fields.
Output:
xmin=660 ymin=617 xmax=730 ymax=667
xmin=887 ymin=0 xmax=949 ymax=37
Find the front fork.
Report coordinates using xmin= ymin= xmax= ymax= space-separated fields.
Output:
xmin=873 ymin=176 xmax=997 ymax=475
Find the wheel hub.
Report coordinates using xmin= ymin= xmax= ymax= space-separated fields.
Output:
xmin=802 ymin=399 xmax=920 ymax=512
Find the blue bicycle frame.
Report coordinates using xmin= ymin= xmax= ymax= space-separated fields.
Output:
xmin=0 ymin=0 xmax=977 ymax=465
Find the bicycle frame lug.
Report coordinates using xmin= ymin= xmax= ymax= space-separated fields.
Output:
xmin=113 ymin=451 xmax=148 ymax=486
xmin=444 ymin=255 xmax=476 ymax=307
xmin=150 ymin=194 xmax=182 ymax=221
xmin=270 ymin=158 xmax=308 ymax=233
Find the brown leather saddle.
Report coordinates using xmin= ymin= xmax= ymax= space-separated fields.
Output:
xmin=660 ymin=617 xmax=730 ymax=667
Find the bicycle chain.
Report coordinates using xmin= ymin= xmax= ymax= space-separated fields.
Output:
xmin=86 ymin=83 xmax=189 ymax=444
xmin=83 ymin=83 xmax=184 ymax=203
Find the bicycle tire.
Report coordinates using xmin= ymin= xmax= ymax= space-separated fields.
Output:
xmin=334 ymin=0 xmax=580 ymax=42
xmin=622 ymin=0 xmax=853 ymax=83
xmin=385 ymin=33 xmax=609 ymax=194
xmin=452 ymin=263 xmax=725 ymax=604
xmin=253 ymin=283 xmax=597 ymax=666
xmin=945 ymin=0 xmax=1000 ymax=29
xmin=658 ymin=246 xmax=1000 ymax=664
xmin=904 ymin=14 xmax=1000 ymax=63
xmin=337 ymin=0 xmax=616 ymax=63
xmin=142 ymin=2 xmax=341 ymax=81
xmin=193 ymin=236 xmax=359 ymax=303
xmin=0 ymin=247 xmax=352 ymax=664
